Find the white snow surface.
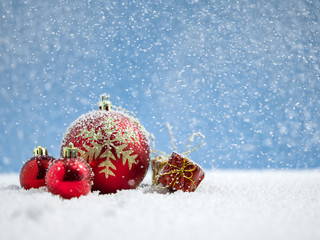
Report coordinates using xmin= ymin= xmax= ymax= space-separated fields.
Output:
xmin=0 ymin=170 xmax=319 ymax=240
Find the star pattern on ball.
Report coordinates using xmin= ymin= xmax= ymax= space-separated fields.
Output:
xmin=77 ymin=114 xmax=140 ymax=179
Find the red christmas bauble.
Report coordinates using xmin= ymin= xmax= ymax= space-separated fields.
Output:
xmin=61 ymin=96 xmax=150 ymax=194
xmin=46 ymin=144 xmax=93 ymax=199
xmin=20 ymin=146 xmax=55 ymax=190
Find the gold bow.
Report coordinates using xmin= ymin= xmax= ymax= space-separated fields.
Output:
xmin=158 ymin=157 xmax=197 ymax=190
xmin=150 ymin=122 xmax=205 ymax=187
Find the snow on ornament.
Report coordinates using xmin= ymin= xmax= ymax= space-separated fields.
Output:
xmin=61 ymin=95 xmax=150 ymax=194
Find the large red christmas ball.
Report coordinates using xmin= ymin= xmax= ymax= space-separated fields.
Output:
xmin=20 ymin=146 xmax=55 ymax=190
xmin=61 ymin=99 xmax=150 ymax=194
xmin=46 ymin=144 xmax=93 ymax=199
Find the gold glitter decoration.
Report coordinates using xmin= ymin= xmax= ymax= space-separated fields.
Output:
xmin=77 ymin=113 xmax=140 ymax=179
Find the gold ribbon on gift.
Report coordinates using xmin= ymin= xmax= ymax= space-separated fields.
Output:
xmin=158 ymin=157 xmax=198 ymax=190
xmin=150 ymin=122 xmax=205 ymax=186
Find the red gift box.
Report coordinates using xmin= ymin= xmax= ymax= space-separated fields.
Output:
xmin=156 ymin=152 xmax=205 ymax=192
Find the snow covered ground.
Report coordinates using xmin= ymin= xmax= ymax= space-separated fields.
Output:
xmin=0 ymin=170 xmax=319 ymax=240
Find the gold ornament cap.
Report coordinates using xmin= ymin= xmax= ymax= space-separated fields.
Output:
xmin=63 ymin=143 xmax=78 ymax=158
xmin=98 ymin=95 xmax=112 ymax=111
xmin=33 ymin=146 xmax=48 ymax=157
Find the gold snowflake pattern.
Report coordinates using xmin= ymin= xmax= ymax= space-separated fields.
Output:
xmin=77 ymin=114 xmax=140 ymax=179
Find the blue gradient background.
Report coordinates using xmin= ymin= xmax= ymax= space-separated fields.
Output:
xmin=1 ymin=0 xmax=319 ymax=172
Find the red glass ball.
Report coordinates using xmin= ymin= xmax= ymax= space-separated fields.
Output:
xmin=46 ymin=157 xmax=93 ymax=199
xmin=61 ymin=110 xmax=150 ymax=194
xmin=20 ymin=156 xmax=55 ymax=190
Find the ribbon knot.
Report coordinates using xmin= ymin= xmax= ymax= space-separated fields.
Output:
xmin=158 ymin=157 xmax=197 ymax=190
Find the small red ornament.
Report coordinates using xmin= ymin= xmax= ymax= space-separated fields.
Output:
xmin=156 ymin=152 xmax=205 ymax=192
xmin=61 ymin=95 xmax=150 ymax=194
xmin=20 ymin=146 xmax=55 ymax=190
xmin=46 ymin=143 xmax=93 ymax=199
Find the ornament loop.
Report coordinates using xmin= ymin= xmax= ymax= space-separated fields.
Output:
xmin=33 ymin=146 xmax=48 ymax=157
xmin=63 ymin=143 xmax=78 ymax=158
